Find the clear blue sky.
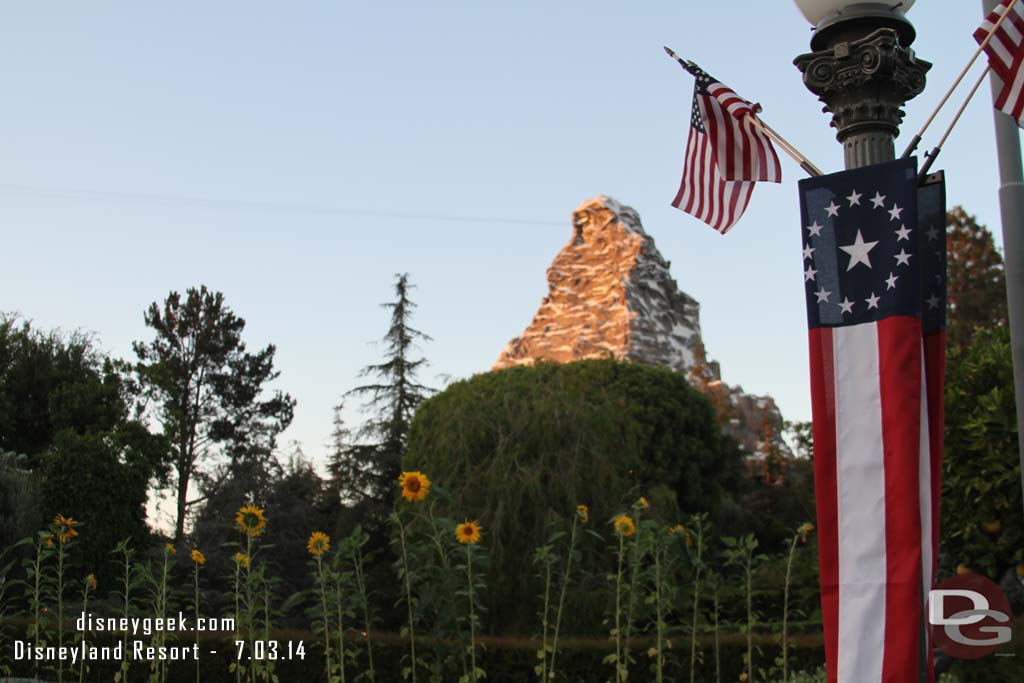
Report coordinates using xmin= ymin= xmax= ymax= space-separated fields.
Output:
xmin=1 ymin=1 xmax=1014 ymax=471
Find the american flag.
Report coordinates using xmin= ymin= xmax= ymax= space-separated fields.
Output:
xmin=799 ymin=158 xmax=945 ymax=683
xmin=672 ymin=61 xmax=781 ymax=234
xmin=974 ymin=0 xmax=1024 ymax=125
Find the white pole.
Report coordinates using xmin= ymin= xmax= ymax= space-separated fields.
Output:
xmin=981 ymin=0 xmax=1024 ymax=523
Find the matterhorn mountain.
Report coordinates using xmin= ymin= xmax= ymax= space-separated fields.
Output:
xmin=494 ymin=195 xmax=789 ymax=458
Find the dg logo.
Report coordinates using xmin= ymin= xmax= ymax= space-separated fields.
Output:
xmin=928 ymin=573 xmax=1013 ymax=659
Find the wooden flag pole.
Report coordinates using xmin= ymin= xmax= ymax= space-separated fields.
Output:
xmin=918 ymin=65 xmax=992 ymax=178
xmin=663 ymin=47 xmax=824 ymax=177
xmin=902 ymin=0 xmax=1020 ymax=158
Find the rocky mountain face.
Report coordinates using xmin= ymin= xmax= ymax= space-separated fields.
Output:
xmin=494 ymin=195 xmax=789 ymax=458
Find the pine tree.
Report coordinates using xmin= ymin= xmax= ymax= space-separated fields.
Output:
xmin=337 ymin=274 xmax=433 ymax=512
xmin=946 ymin=207 xmax=1008 ymax=350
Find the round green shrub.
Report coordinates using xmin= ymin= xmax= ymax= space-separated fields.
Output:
xmin=403 ymin=359 xmax=743 ymax=631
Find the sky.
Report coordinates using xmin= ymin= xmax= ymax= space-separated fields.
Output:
xmin=1 ymin=1 xmax=1016 ymax=483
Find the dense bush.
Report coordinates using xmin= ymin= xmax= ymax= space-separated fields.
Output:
xmin=403 ymin=359 xmax=745 ymax=630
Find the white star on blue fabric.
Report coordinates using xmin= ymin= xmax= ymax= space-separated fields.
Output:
xmin=870 ymin=191 xmax=886 ymax=209
xmin=865 ymin=292 xmax=880 ymax=310
xmin=894 ymin=249 xmax=912 ymax=266
xmin=839 ymin=230 xmax=879 ymax=271
xmin=803 ymin=244 xmax=815 ymax=260
xmin=839 ymin=297 xmax=855 ymax=314
xmin=806 ymin=221 xmax=824 ymax=238
xmin=825 ymin=201 xmax=840 ymax=218
xmin=926 ymin=225 xmax=940 ymax=241
xmin=888 ymin=204 xmax=904 ymax=221
xmin=815 ymin=287 xmax=832 ymax=303
xmin=885 ymin=272 xmax=899 ymax=290
xmin=926 ymin=294 xmax=940 ymax=309
xmin=804 ymin=265 xmax=817 ymax=282
xmin=894 ymin=224 xmax=912 ymax=241
xmin=846 ymin=189 xmax=862 ymax=206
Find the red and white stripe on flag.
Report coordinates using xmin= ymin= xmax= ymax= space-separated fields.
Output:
xmin=809 ymin=319 xmax=925 ymax=683
xmin=672 ymin=63 xmax=781 ymax=234
xmin=975 ymin=0 xmax=1024 ymax=125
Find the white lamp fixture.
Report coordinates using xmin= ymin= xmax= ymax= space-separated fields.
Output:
xmin=793 ymin=1 xmax=918 ymax=50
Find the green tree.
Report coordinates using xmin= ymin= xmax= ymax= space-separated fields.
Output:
xmin=946 ymin=207 xmax=1008 ymax=350
xmin=403 ymin=358 xmax=742 ymax=631
xmin=941 ymin=326 xmax=1021 ymax=578
xmin=133 ymin=286 xmax=295 ymax=541
xmin=0 ymin=315 xmax=163 ymax=576
xmin=337 ymin=274 xmax=432 ymax=513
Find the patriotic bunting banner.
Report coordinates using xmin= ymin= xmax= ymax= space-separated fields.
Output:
xmin=799 ymin=158 xmax=946 ymax=683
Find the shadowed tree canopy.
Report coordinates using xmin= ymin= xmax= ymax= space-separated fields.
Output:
xmin=403 ymin=359 xmax=744 ymax=630
xmin=946 ymin=206 xmax=1008 ymax=350
xmin=0 ymin=315 xmax=164 ymax=578
xmin=133 ymin=286 xmax=295 ymax=541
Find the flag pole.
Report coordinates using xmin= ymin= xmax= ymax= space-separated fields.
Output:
xmin=663 ymin=47 xmax=824 ymax=177
xmin=902 ymin=0 xmax=1020 ymax=159
xmin=981 ymin=0 xmax=1024 ymax=528
xmin=918 ymin=66 xmax=991 ymax=179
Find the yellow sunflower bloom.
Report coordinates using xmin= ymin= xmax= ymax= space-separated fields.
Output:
xmin=398 ymin=471 xmax=431 ymax=503
xmin=51 ymin=514 xmax=80 ymax=543
xmin=613 ymin=515 xmax=636 ymax=537
xmin=235 ymin=505 xmax=267 ymax=537
xmin=799 ymin=522 xmax=815 ymax=544
xmin=234 ymin=552 xmax=250 ymax=569
xmin=576 ymin=504 xmax=589 ymax=525
xmin=86 ymin=574 xmax=97 ymax=591
xmin=307 ymin=531 xmax=330 ymax=557
xmin=165 ymin=543 xmax=176 ymax=555
xmin=45 ymin=535 xmax=54 ymax=548
xmin=636 ymin=496 xmax=650 ymax=509
xmin=669 ymin=524 xmax=694 ymax=546
xmin=191 ymin=549 xmax=206 ymax=565
xmin=455 ymin=520 xmax=482 ymax=545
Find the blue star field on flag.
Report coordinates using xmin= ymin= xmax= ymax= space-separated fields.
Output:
xmin=798 ymin=158 xmax=922 ymax=329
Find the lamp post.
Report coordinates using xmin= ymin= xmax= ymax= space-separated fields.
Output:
xmin=793 ymin=1 xmax=932 ymax=169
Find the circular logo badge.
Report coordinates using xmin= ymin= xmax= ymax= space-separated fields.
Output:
xmin=929 ymin=573 xmax=1013 ymax=659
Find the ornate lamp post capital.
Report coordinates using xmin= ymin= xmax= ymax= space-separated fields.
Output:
xmin=793 ymin=4 xmax=931 ymax=169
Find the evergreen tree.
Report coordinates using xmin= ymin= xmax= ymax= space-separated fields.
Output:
xmin=946 ymin=207 xmax=1008 ymax=349
xmin=337 ymin=274 xmax=433 ymax=512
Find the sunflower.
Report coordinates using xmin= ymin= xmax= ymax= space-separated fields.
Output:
xmin=86 ymin=574 xmax=97 ymax=591
xmin=669 ymin=524 xmax=693 ymax=546
xmin=45 ymin=535 xmax=54 ymax=548
xmin=455 ymin=520 xmax=482 ymax=545
xmin=576 ymin=504 xmax=589 ymax=525
xmin=636 ymin=496 xmax=650 ymax=510
xmin=307 ymin=531 xmax=330 ymax=557
xmin=235 ymin=505 xmax=267 ymax=537
xmin=234 ymin=552 xmax=250 ymax=569
xmin=398 ymin=471 xmax=431 ymax=503
xmin=51 ymin=514 xmax=80 ymax=543
xmin=165 ymin=543 xmax=176 ymax=555
xmin=613 ymin=514 xmax=636 ymax=538
xmin=191 ymin=549 xmax=206 ymax=565
xmin=798 ymin=522 xmax=815 ymax=544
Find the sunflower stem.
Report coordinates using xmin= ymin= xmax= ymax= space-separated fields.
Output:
xmin=548 ymin=516 xmax=577 ymax=680
xmin=318 ymin=555 xmax=333 ymax=683
xmin=397 ymin=514 xmax=417 ymax=683
xmin=466 ymin=544 xmax=477 ymax=683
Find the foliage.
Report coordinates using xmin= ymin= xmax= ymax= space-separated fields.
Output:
xmin=941 ymin=325 xmax=1021 ymax=579
xmin=133 ymin=285 xmax=295 ymax=541
xmin=334 ymin=274 xmax=433 ymax=517
xmin=0 ymin=315 xmax=163 ymax=574
xmin=38 ymin=429 xmax=155 ymax=581
xmin=404 ymin=359 xmax=741 ymax=630
xmin=945 ymin=207 xmax=1008 ymax=350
